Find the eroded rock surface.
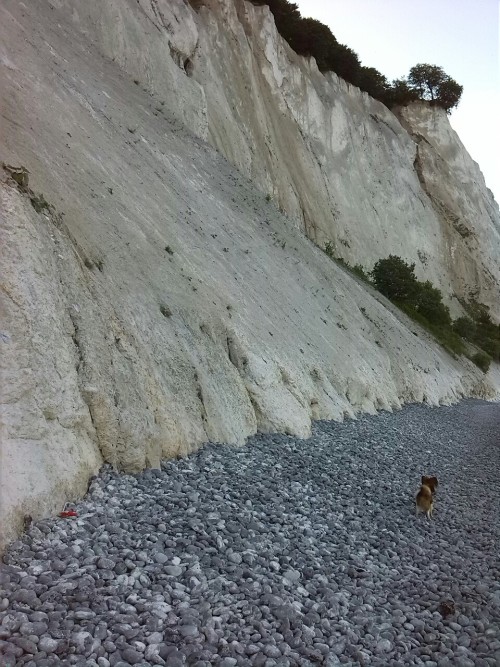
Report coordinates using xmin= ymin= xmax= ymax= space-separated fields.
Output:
xmin=36 ymin=0 xmax=500 ymax=316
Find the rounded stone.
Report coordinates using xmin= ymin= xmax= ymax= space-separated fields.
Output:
xmin=38 ymin=636 xmax=59 ymax=653
xmin=121 ymin=647 xmax=143 ymax=664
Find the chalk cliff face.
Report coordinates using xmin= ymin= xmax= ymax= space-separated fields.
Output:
xmin=40 ymin=0 xmax=500 ymax=317
xmin=0 ymin=0 xmax=499 ymax=550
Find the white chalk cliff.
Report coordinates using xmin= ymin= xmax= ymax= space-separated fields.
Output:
xmin=1 ymin=0 xmax=499 ymax=551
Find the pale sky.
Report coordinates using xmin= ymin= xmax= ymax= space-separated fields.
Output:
xmin=295 ymin=0 xmax=500 ymax=203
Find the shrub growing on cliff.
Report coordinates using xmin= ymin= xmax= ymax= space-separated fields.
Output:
xmin=453 ymin=315 xmax=476 ymax=340
xmin=247 ymin=0 xmax=389 ymax=101
xmin=455 ymin=301 xmax=500 ymax=362
xmin=324 ymin=241 xmax=335 ymax=259
xmin=383 ymin=78 xmax=419 ymax=107
xmin=357 ymin=67 xmax=389 ymax=101
xmin=351 ymin=264 xmax=371 ymax=283
xmin=370 ymin=257 xmax=500 ymax=363
xmin=371 ymin=256 xmax=419 ymax=302
xmin=414 ymin=280 xmax=451 ymax=326
xmin=401 ymin=306 xmax=466 ymax=356
xmin=408 ymin=64 xmax=463 ymax=113
xmin=246 ymin=1 xmax=463 ymax=113
xmin=471 ymin=351 xmax=492 ymax=373
xmin=371 ymin=256 xmax=463 ymax=355
xmin=371 ymin=257 xmax=451 ymax=326
xmin=323 ymin=243 xmax=372 ymax=283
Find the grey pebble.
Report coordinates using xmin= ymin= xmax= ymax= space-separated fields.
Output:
xmin=120 ymin=647 xmax=144 ymax=664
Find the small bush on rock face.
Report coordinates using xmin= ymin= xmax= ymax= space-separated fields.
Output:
xmin=371 ymin=256 xmax=418 ymax=302
xmin=322 ymin=244 xmax=371 ymax=283
xmin=29 ymin=194 xmax=51 ymax=214
xmin=372 ymin=256 xmax=450 ymax=327
xmin=471 ymin=351 xmax=491 ymax=373
xmin=414 ymin=280 xmax=451 ymax=326
xmin=453 ymin=316 xmax=476 ymax=340
xmin=351 ymin=264 xmax=371 ymax=283
xmin=397 ymin=303 xmax=466 ymax=356
xmin=456 ymin=301 xmax=500 ymax=363
xmin=480 ymin=338 xmax=500 ymax=360
xmin=430 ymin=326 xmax=466 ymax=356
xmin=324 ymin=241 xmax=335 ymax=259
xmin=371 ymin=256 xmax=462 ymax=356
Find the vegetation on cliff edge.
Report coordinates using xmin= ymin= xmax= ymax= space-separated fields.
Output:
xmin=247 ymin=0 xmax=462 ymax=112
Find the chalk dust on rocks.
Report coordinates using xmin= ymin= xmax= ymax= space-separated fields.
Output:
xmin=1 ymin=399 xmax=499 ymax=666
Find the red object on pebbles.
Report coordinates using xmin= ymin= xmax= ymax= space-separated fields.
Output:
xmin=59 ymin=510 xmax=78 ymax=518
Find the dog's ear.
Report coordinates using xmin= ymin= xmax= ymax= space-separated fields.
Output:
xmin=431 ymin=476 xmax=438 ymax=489
xmin=421 ymin=475 xmax=429 ymax=485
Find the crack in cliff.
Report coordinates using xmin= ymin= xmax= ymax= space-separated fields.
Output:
xmin=411 ymin=136 xmax=428 ymax=189
xmin=150 ymin=0 xmax=173 ymax=33
xmin=68 ymin=309 xmax=85 ymax=374
xmin=67 ymin=309 xmax=101 ymax=442
xmin=169 ymin=43 xmax=196 ymax=77
xmin=369 ymin=113 xmax=399 ymax=137
xmin=0 ymin=284 xmax=30 ymax=328
xmin=135 ymin=1 xmax=162 ymax=33
xmin=411 ymin=139 xmax=475 ymax=242
xmin=196 ymin=382 xmax=208 ymax=423
xmin=226 ymin=334 xmax=239 ymax=369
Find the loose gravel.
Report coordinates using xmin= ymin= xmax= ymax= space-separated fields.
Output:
xmin=1 ymin=399 xmax=500 ymax=667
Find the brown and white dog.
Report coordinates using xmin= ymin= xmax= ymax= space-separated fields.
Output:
xmin=415 ymin=476 xmax=438 ymax=519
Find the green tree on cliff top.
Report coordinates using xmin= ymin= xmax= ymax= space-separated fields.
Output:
xmin=408 ymin=64 xmax=463 ymax=112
